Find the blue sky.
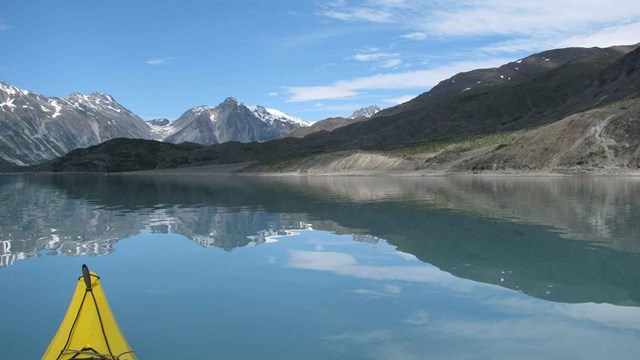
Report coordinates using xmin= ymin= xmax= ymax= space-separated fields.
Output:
xmin=1 ymin=0 xmax=638 ymax=121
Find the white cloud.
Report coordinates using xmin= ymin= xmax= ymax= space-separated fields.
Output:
xmin=557 ymin=21 xmax=640 ymax=48
xmin=383 ymin=94 xmax=417 ymax=105
xmin=422 ymin=1 xmax=640 ymax=37
xmin=287 ymin=250 xmax=479 ymax=291
xmin=319 ymin=7 xmax=393 ymax=23
xmin=145 ymin=58 xmax=172 ymax=65
xmin=373 ymin=0 xmax=408 ymax=6
xmin=286 ymin=86 xmax=358 ymax=102
xmin=401 ymin=31 xmax=427 ymax=40
xmin=268 ymin=92 xmax=279 ymax=96
xmin=381 ymin=59 xmax=403 ymax=68
xmin=485 ymin=297 xmax=640 ymax=331
xmin=353 ymin=288 xmax=395 ymax=297
xmin=286 ymin=58 xmax=509 ymax=102
xmin=351 ymin=52 xmax=399 ymax=61
xmin=318 ymin=1 xmax=640 ymax=53
xmin=350 ymin=50 xmax=403 ymax=69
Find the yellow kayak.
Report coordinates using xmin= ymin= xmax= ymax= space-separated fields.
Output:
xmin=42 ymin=265 xmax=136 ymax=360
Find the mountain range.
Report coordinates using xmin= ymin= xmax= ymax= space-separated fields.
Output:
xmin=0 ymin=84 xmax=316 ymax=166
xmin=6 ymin=43 xmax=640 ymax=173
xmin=0 ymin=82 xmax=152 ymax=166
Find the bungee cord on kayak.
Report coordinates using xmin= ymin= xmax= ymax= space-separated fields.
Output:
xmin=42 ymin=265 xmax=136 ymax=360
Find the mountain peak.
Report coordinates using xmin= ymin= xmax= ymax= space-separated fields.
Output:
xmin=89 ymin=92 xmax=116 ymax=102
xmin=350 ymin=105 xmax=381 ymax=119
xmin=248 ymin=105 xmax=309 ymax=127
xmin=224 ymin=96 xmax=240 ymax=104
xmin=0 ymin=81 xmax=30 ymax=97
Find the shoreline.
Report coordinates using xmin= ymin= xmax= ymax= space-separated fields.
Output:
xmin=4 ymin=163 xmax=640 ymax=177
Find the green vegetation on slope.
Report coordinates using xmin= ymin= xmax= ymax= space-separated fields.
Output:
xmin=380 ymin=132 xmax=521 ymax=157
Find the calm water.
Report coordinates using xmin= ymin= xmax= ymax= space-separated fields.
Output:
xmin=1 ymin=174 xmax=639 ymax=359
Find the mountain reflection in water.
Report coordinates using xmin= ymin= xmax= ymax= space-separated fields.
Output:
xmin=0 ymin=174 xmax=639 ymax=307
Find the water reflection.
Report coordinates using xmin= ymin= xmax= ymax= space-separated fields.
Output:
xmin=1 ymin=174 xmax=639 ymax=307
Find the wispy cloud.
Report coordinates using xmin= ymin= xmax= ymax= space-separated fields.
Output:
xmin=268 ymin=91 xmax=279 ymax=96
xmin=145 ymin=57 xmax=172 ymax=65
xmin=401 ymin=31 xmax=427 ymax=40
xmin=349 ymin=49 xmax=403 ymax=69
xmin=318 ymin=1 xmax=640 ymax=53
xmin=383 ymin=94 xmax=417 ymax=105
xmin=286 ymin=57 xmax=509 ymax=102
xmin=319 ymin=7 xmax=393 ymax=23
xmin=351 ymin=52 xmax=399 ymax=61
xmin=556 ymin=21 xmax=640 ymax=48
xmin=286 ymin=86 xmax=358 ymax=102
xmin=287 ymin=250 xmax=479 ymax=292
xmin=381 ymin=58 xmax=403 ymax=68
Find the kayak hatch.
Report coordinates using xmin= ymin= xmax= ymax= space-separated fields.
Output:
xmin=42 ymin=265 xmax=136 ymax=360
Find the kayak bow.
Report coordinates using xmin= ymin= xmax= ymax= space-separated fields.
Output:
xmin=42 ymin=265 xmax=136 ymax=360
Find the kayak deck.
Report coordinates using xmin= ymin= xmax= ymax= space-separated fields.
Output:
xmin=42 ymin=265 xmax=136 ymax=360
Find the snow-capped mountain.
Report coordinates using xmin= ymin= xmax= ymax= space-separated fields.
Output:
xmin=0 ymin=81 xmax=310 ymax=166
xmin=165 ymin=97 xmax=309 ymax=145
xmin=350 ymin=105 xmax=381 ymax=119
xmin=146 ymin=118 xmax=175 ymax=140
xmin=0 ymin=81 xmax=151 ymax=166
xmin=248 ymin=105 xmax=308 ymax=127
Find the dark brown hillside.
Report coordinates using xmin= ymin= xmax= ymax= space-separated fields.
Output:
xmin=311 ymin=46 xmax=637 ymax=149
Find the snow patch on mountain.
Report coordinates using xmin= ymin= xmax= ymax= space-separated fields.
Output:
xmin=49 ymin=100 xmax=62 ymax=118
xmin=146 ymin=118 xmax=176 ymax=140
xmin=65 ymin=92 xmax=126 ymax=115
xmin=0 ymin=82 xmax=18 ymax=96
xmin=190 ymin=105 xmax=215 ymax=115
xmin=0 ymin=97 xmax=16 ymax=111
xmin=249 ymin=105 xmax=309 ymax=126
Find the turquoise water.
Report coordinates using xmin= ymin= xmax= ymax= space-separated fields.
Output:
xmin=1 ymin=174 xmax=639 ymax=359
